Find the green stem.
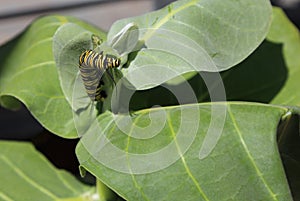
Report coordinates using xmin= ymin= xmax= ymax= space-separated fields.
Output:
xmin=96 ymin=179 xmax=116 ymax=201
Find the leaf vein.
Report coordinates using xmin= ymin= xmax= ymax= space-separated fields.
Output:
xmin=33 ymin=150 xmax=79 ymax=194
xmin=56 ymin=172 xmax=79 ymax=194
xmin=9 ymin=61 xmax=55 ymax=82
xmin=228 ymin=105 xmax=279 ymax=200
xmin=0 ymin=155 xmax=58 ymax=199
xmin=24 ymin=37 xmax=52 ymax=57
xmin=125 ymin=115 xmax=151 ymax=201
xmin=171 ymin=19 xmax=210 ymax=42
xmin=141 ymin=0 xmax=198 ymax=41
xmin=166 ymin=113 xmax=210 ymax=201
xmin=0 ymin=192 xmax=14 ymax=201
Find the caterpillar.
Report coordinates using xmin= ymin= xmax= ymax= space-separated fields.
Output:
xmin=79 ymin=49 xmax=121 ymax=101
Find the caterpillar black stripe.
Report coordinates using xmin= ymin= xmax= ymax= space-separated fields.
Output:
xmin=79 ymin=50 xmax=120 ymax=101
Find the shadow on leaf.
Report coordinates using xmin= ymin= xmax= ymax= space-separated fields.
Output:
xmin=123 ymin=40 xmax=287 ymax=112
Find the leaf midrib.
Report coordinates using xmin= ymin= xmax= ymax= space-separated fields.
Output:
xmin=166 ymin=112 xmax=209 ymax=201
xmin=0 ymin=192 xmax=14 ymax=201
xmin=125 ymin=115 xmax=150 ymax=201
xmin=0 ymin=155 xmax=58 ymax=199
xmin=227 ymin=105 xmax=279 ymax=201
xmin=141 ymin=0 xmax=198 ymax=42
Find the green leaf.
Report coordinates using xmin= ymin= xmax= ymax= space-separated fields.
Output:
xmin=96 ymin=179 xmax=118 ymax=201
xmin=268 ymin=7 xmax=300 ymax=106
xmin=76 ymin=102 xmax=293 ymax=201
xmin=108 ymin=0 xmax=272 ymax=90
xmin=213 ymin=39 xmax=287 ymax=103
xmin=0 ymin=15 xmax=105 ymax=138
xmin=191 ymin=7 xmax=300 ymax=106
xmin=53 ymin=23 xmax=95 ymax=110
xmin=0 ymin=141 xmax=94 ymax=201
xmin=108 ymin=22 xmax=139 ymax=56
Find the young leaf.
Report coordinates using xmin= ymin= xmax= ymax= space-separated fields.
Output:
xmin=108 ymin=22 xmax=139 ymax=56
xmin=52 ymin=23 xmax=94 ymax=109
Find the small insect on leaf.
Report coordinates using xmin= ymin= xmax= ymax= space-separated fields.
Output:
xmin=91 ymin=34 xmax=103 ymax=49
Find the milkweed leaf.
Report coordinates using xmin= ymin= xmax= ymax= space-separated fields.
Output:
xmin=0 ymin=141 xmax=94 ymax=200
xmin=76 ymin=102 xmax=293 ymax=201
xmin=109 ymin=0 xmax=272 ymax=89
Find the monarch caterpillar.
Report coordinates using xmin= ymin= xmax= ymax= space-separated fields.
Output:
xmin=79 ymin=49 xmax=121 ymax=101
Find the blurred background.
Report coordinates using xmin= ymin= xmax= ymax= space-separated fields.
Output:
xmin=0 ymin=0 xmax=299 ymax=177
xmin=0 ymin=0 xmax=299 ymax=45
xmin=1 ymin=0 xmax=152 ymax=45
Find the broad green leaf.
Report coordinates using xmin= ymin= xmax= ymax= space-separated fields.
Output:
xmin=108 ymin=0 xmax=272 ymax=90
xmin=268 ymin=7 xmax=300 ymax=106
xmin=225 ymin=7 xmax=300 ymax=106
xmin=0 ymin=141 xmax=94 ymax=201
xmin=115 ymin=7 xmax=300 ymax=109
xmin=183 ymin=7 xmax=300 ymax=105
xmin=76 ymin=102 xmax=293 ymax=201
xmin=207 ymin=40 xmax=287 ymax=103
xmin=0 ymin=15 xmax=105 ymax=138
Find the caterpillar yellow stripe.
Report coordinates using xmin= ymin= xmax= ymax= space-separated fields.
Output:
xmin=79 ymin=50 xmax=120 ymax=101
